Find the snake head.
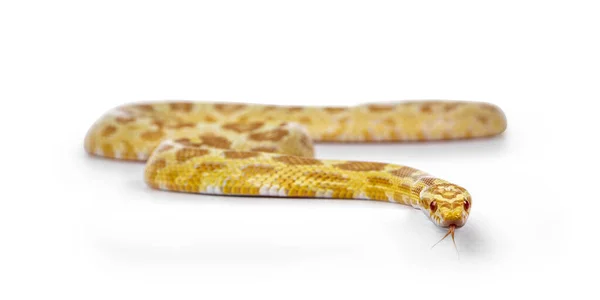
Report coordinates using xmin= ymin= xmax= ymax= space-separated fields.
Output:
xmin=419 ymin=183 xmax=472 ymax=228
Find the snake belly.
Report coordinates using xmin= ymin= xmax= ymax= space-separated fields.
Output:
xmin=85 ymin=100 xmax=505 ymax=227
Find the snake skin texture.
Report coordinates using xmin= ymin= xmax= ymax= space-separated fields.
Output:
xmin=85 ymin=101 xmax=507 ymax=228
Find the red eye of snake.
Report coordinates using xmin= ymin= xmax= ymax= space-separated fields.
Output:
xmin=464 ymin=200 xmax=470 ymax=210
xmin=429 ymin=200 xmax=437 ymax=212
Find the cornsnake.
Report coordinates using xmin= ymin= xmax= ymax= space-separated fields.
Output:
xmin=85 ymin=101 xmax=507 ymax=244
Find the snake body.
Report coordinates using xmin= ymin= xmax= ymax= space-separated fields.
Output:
xmin=85 ymin=101 xmax=506 ymax=230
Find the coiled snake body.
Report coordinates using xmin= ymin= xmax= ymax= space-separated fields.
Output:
xmin=85 ymin=101 xmax=507 ymax=241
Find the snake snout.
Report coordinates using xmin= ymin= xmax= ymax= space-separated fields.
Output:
xmin=439 ymin=207 xmax=467 ymax=227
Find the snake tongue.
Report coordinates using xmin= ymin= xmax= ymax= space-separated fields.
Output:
xmin=431 ymin=225 xmax=457 ymax=250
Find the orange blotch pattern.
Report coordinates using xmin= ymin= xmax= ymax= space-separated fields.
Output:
xmin=335 ymin=161 xmax=387 ymax=172
xmin=222 ymin=122 xmax=264 ymax=133
xmin=367 ymin=104 xmax=395 ymax=112
xmin=214 ymin=103 xmax=246 ymax=114
xmin=199 ymin=134 xmax=232 ymax=149
xmin=241 ymin=165 xmax=276 ymax=176
xmin=223 ymin=151 xmax=260 ymax=159
xmin=170 ymin=102 xmax=194 ymax=112
xmin=175 ymin=148 xmax=210 ymax=162
xmin=115 ymin=116 xmax=135 ymax=124
xmin=249 ymin=129 xmax=289 ymax=142
xmin=101 ymin=125 xmax=117 ymax=137
xmin=367 ymin=177 xmax=392 ymax=187
xmin=250 ymin=146 xmax=277 ymax=153
xmin=195 ymin=162 xmax=226 ymax=173
xmin=273 ymin=155 xmax=322 ymax=165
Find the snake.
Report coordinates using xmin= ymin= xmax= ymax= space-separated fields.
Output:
xmin=84 ymin=100 xmax=507 ymax=245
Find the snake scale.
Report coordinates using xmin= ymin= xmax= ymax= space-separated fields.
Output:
xmin=85 ymin=101 xmax=507 ymax=243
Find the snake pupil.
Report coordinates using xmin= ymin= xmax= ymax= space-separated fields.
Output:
xmin=429 ymin=200 xmax=437 ymax=212
xmin=464 ymin=200 xmax=470 ymax=210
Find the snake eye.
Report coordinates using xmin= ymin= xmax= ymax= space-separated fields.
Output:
xmin=463 ymin=200 xmax=470 ymax=211
xmin=429 ymin=200 xmax=437 ymax=212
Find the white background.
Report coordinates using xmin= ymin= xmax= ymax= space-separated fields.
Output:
xmin=1 ymin=1 xmax=599 ymax=299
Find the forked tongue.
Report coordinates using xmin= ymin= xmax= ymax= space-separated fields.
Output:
xmin=431 ymin=225 xmax=459 ymax=257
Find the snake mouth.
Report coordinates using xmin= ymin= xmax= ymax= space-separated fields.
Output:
xmin=440 ymin=219 xmax=466 ymax=228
